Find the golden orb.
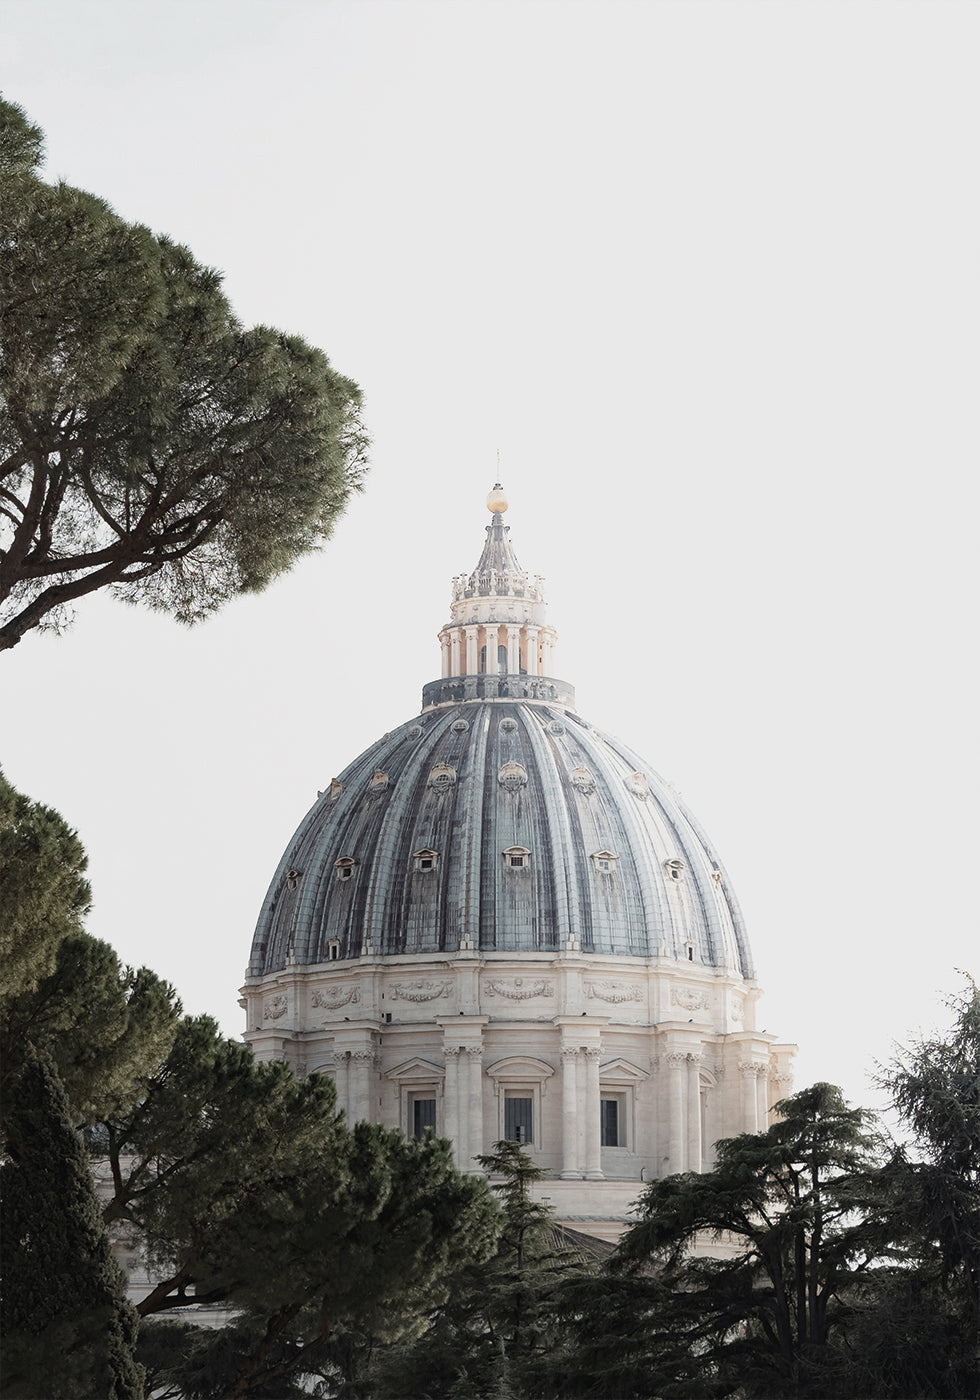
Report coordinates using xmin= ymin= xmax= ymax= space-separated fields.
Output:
xmin=486 ymin=483 xmax=508 ymax=514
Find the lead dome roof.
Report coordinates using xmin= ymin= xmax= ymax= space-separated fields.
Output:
xmin=248 ymin=488 xmax=754 ymax=980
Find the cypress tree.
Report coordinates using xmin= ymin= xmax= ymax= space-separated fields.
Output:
xmin=0 ymin=1046 xmax=143 ymax=1399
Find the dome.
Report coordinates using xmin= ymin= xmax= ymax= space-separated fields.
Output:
xmin=242 ymin=483 xmax=793 ymax=1222
xmin=248 ymin=699 xmax=753 ymax=977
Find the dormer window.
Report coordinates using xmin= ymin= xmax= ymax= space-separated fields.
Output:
xmin=328 ymin=940 xmax=340 ymax=961
xmin=285 ymin=867 xmax=302 ymax=890
xmin=412 ymin=848 xmax=439 ymax=873
xmin=592 ymin=850 xmax=618 ymax=874
xmin=334 ymin=857 xmax=357 ymax=881
xmin=503 ymin=845 xmax=531 ymax=869
xmin=665 ymin=859 xmax=684 ymax=881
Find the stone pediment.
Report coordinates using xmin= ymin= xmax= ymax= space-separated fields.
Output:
xmin=384 ymin=1057 xmax=445 ymax=1083
xmin=599 ymin=1057 xmax=650 ymax=1083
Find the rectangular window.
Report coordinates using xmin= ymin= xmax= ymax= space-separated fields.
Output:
xmin=504 ymin=1096 xmax=533 ymax=1144
xmin=600 ymin=1097 xmax=620 ymax=1147
xmin=412 ymin=1098 xmax=437 ymax=1139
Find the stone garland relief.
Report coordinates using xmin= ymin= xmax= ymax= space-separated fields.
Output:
xmin=312 ymin=986 xmax=361 ymax=1011
xmin=485 ymin=978 xmax=554 ymax=1001
xmin=671 ymin=986 xmax=711 ymax=1012
xmin=263 ymin=994 xmax=288 ymax=1021
xmin=586 ymin=981 xmax=642 ymax=1004
xmin=389 ymin=979 xmax=452 ymax=1003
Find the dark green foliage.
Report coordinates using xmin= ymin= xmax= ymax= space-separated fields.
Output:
xmin=2 ymin=931 xmax=180 ymax=1127
xmin=0 ymin=1046 xmax=144 ymax=1399
xmin=0 ymin=98 xmax=367 ymax=650
xmin=98 ymin=1019 xmax=501 ymax=1397
xmin=365 ymin=1141 xmax=593 ymax=1400
xmin=0 ymin=767 xmax=91 ymax=999
xmin=136 ymin=1317 xmax=331 ymax=1400
xmin=609 ymin=1084 xmax=891 ymax=1400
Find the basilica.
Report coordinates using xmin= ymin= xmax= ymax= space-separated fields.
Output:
xmin=242 ymin=486 xmax=794 ymax=1240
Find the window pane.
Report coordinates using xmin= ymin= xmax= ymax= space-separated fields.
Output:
xmin=504 ymin=1096 xmax=533 ymax=1144
xmin=412 ymin=1098 xmax=436 ymax=1139
xmin=601 ymin=1098 xmax=619 ymax=1147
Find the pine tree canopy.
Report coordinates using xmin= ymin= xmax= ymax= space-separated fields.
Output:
xmin=0 ymin=98 xmax=367 ymax=651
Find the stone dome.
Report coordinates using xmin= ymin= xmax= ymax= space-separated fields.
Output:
xmin=242 ymin=484 xmax=793 ymax=1224
xmin=248 ymin=699 xmax=753 ymax=977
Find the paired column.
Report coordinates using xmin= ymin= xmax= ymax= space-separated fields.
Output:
xmin=350 ymin=1050 xmax=374 ymax=1123
xmin=556 ymin=1030 xmax=605 ymax=1180
xmin=506 ymin=625 xmax=521 ymax=674
xmin=440 ymin=632 xmax=451 ymax=678
xmin=464 ymin=626 xmax=479 ymax=675
xmin=449 ymin=630 xmax=462 ymax=676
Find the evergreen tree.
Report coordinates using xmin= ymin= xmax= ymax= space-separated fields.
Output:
xmin=0 ymin=1046 xmax=144 ymax=1399
xmin=611 ymin=1084 xmax=891 ymax=1399
xmin=840 ymin=981 xmax=980 ymax=1399
xmin=0 ymin=99 xmax=367 ymax=651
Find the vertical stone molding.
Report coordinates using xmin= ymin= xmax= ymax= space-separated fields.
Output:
xmin=526 ymin=626 xmax=539 ymax=675
xmin=444 ymin=1046 xmax=462 ymax=1163
xmin=755 ymin=1062 xmax=770 ymax=1130
xmin=440 ymin=632 xmax=451 ymax=678
xmin=739 ymin=1061 xmax=761 ymax=1134
xmin=560 ymin=1046 xmax=582 ymax=1179
xmin=665 ymin=1052 xmax=687 ymax=1173
xmin=465 ymin=1045 xmax=484 ymax=1170
xmin=686 ymin=1053 xmax=703 ymax=1174
xmin=506 ymin=625 xmax=521 ymax=674
xmin=449 ymin=630 xmax=461 ymax=677
xmin=464 ymin=626 xmax=479 ymax=675
xmin=350 ymin=1050 xmax=374 ymax=1124
xmin=583 ymin=1046 xmax=604 ymax=1179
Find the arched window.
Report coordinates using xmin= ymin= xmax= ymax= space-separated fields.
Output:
xmin=334 ymin=857 xmax=357 ymax=881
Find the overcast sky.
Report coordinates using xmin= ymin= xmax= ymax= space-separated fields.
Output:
xmin=2 ymin=0 xmax=976 ymax=1116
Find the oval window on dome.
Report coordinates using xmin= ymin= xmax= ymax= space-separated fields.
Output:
xmin=451 ymin=718 xmax=470 ymax=733
xmin=498 ymin=761 xmax=528 ymax=791
xmin=369 ymin=769 xmax=389 ymax=791
xmin=427 ymin=764 xmax=457 ymax=790
xmin=665 ymin=858 xmax=685 ymax=881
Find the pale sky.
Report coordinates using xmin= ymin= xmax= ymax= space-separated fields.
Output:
xmin=2 ymin=0 xmax=977 ymax=1117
